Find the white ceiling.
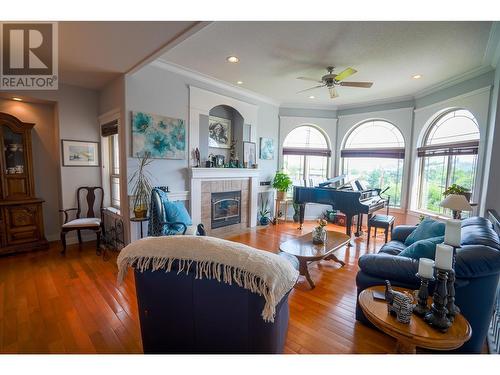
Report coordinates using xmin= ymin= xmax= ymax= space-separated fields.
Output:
xmin=160 ymin=21 xmax=494 ymax=108
xmin=58 ymin=21 xmax=200 ymax=89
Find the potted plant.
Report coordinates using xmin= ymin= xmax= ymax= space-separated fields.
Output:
xmin=129 ymin=153 xmax=153 ymax=218
xmin=272 ymin=171 xmax=293 ymax=202
xmin=258 ymin=200 xmax=271 ymax=226
xmin=312 ymin=218 xmax=328 ymax=245
xmin=443 ymin=184 xmax=471 ymax=202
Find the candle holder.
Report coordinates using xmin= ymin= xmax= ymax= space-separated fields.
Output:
xmin=446 ymin=247 xmax=460 ymax=321
xmin=424 ymin=268 xmax=451 ymax=332
xmin=413 ymin=273 xmax=434 ymax=316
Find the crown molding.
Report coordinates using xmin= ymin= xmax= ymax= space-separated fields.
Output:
xmin=413 ymin=85 xmax=492 ymax=113
xmin=413 ymin=65 xmax=494 ymax=100
xmin=151 ymin=59 xmax=280 ymax=107
xmin=483 ymin=21 xmax=500 ymax=67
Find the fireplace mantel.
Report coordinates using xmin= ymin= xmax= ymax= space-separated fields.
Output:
xmin=190 ymin=167 xmax=260 ymax=179
xmin=189 ymin=167 xmax=259 ymax=230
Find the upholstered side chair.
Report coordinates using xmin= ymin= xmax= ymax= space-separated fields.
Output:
xmin=59 ymin=186 xmax=104 ymax=254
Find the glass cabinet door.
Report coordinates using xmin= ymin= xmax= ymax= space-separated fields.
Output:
xmin=3 ymin=127 xmax=26 ymax=176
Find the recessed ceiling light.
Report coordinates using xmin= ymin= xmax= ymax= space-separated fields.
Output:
xmin=309 ymin=95 xmax=315 ymax=99
xmin=412 ymin=74 xmax=422 ymax=79
xmin=226 ymin=56 xmax=240 ymax=63
xmin=12 ymin=97 xmax=22 ymax=101
xmin=236 ymin=81 xmax=243 ymax=85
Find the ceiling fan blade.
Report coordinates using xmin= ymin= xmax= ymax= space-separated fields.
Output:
xmin=296 ymin=85 xmax=324 ymax=94
xmin=334 ymin=67 xmax=357 ymax=81
xmin=297 ymin=76 xmax=323 ymax=83
xmin=340 ymin=81 xmax=373 ymax=88
xmin=328 ymin=86 xmax=338 ymax=99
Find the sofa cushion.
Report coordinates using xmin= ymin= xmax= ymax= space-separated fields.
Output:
xmin=404 ymin=218 xmax=445 ymax=246
xmin=398 ymin=236 xmax=444 ymax=260
xmin=378 ymin=240 xmax=407 ymax=255
xmin=461 ymin=221 xmax=500 ymax=250
xmin=164 ymin=201 xmax=192 ymax=234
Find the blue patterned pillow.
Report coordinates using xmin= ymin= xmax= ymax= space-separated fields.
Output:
xmin=164 ymin=200 xmax=192 ymax=234
xmin=399 ymin=236 xmax=444 ymax=260
xmin=404 ymin=218 xmax=445 ymax=246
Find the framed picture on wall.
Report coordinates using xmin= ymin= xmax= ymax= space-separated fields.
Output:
xmin=259 ymin=137 xmax=274 ymax=160
xmin=61 ymin=140 xmax=99 ymax=167
xmin=208 ymin=116 xmax=231 ymax=149
xmin=243 ymin=141 xmax=256 ymax=167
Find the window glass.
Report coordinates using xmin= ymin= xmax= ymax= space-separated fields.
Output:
xmin=344 ymin=120 xmax=404 ymax=149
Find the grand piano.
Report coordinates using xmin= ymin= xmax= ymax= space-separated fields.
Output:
xmin=293 ymin=175 xmax=388 ymax=243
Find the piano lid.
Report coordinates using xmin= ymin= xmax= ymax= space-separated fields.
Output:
xmin=317 ymin=174 xmax=347 ymax=188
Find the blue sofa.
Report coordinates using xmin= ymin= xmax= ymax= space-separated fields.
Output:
xmin=356 ymin=217 xmax=500 ymax=353
xmin=134 ymin=261 xmax=292 ymax=353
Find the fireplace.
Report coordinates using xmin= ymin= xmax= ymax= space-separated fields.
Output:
xmin=211 ymin=191 xmax=241 ymax=229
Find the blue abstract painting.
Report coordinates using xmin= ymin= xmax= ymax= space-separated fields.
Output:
xmin=259 ymin=137 xmax=274 ymax=160
xmin=132 ymin=111 xmax=186 ymax=159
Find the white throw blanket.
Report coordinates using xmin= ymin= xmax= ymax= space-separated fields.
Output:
xmin=117 ymin=235 xmax=299 ymax=322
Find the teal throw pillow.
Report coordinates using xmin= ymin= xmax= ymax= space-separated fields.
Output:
xmin=398 ymin=236 xmax=444 ymax=260
xmin=164 ymin=201 xmax=192 ymax=234
xmin=404 ymin=218 xmax=445 ymax=246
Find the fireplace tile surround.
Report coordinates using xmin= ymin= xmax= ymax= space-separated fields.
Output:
xmin=189 ymin=167 xmax=259 ymax=236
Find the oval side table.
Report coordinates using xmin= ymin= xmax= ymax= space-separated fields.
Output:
xmin=358 ymin=285 xmax=471 ymax=354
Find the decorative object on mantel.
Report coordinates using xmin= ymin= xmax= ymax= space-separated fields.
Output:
xmin=61 ymin=139 xmax=99 ymax=167
xmin=385 ymin=280 xmax=414 ymax=324
xmin=131 ymin=111 xmax=186 ymax=159
xmin=259 ymin=137 xmax=274 ymax=160
xmin=243 ymin=141 xmax=256 ymax=167
xmin=444 ymin=219 xmax=461 ymax=321
xmin=413 ymin=258 xmax=435 ymax=317
xmin=129 ymin=152 xmax=153 ymax=219
xmin=272 ymin=171 xmax=293 ymax=202
xmin=424 ymin=243 xmax=454 ymax=332
xmin=441 ymin=185 xmax=473 ymax=219
xmin=208 ymin=115 xmax=231 ymax=149
xmin=194 ymin=147 xmax=200 ymax=167
xmin=312 ymin=219 xmax=328 ymax=244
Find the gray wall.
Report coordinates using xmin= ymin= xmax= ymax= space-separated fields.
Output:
xmin=0 ymin=84 xmax=101 ymax=241
xmin=125 ymin=64 xmax=280 ymax=196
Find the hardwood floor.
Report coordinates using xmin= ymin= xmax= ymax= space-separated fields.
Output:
xmin=0 ymin=221 xmax=397 ymax=354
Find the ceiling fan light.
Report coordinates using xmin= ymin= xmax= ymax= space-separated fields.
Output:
xmin=328 ymin=86 xmax=338 ymax=99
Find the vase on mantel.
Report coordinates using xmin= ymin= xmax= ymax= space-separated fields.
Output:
xmin=312 ymin=219 xmax=328 ymax=245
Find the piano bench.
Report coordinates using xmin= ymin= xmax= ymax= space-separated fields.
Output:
xmin=367 ymin=214 xmax=395 ymax=246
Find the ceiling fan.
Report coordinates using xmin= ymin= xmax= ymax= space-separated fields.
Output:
xmin=297 ymin=66 xmax=373 ymax=99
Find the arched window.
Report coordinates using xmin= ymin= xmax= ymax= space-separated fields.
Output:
xmin=282 ymin=125 xmax=331 ymax=187
xmin=341 ymin=120 xmax=405 ymax=207
xmin=417 ymin=109 xmax=479 ymax=215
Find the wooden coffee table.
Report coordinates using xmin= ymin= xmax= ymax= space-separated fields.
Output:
xmin=280 ymin=230 xmax=350 ymax=289
xmin=358 ymin=285 xmax=472 ymax=353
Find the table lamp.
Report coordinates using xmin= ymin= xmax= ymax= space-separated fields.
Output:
xmin=440 ymin=194 xmax=472 ymax=219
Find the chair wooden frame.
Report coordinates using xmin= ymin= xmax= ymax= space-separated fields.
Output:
xmin=59 ymin=186 xmax=104 ymax=254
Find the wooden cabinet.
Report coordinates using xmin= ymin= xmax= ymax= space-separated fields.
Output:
xmin=0 ymin=113 xmax=48 ymax=255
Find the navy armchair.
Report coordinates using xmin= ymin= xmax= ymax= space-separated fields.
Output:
xmin=134 ymin=262 xmax=291 ymax=353
xmin=356 ymin=217 xmax=500 ymax=353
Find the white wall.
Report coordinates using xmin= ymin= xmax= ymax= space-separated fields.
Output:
xmin=337 ymin=107 xmax=414 ymax=211
xmin=410 ymin=86 xmax=491 ymax=215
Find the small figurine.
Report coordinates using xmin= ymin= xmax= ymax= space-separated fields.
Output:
xmin=194 ymin=147 xmax=200 ymax=167
xmin=385 ymin=280 xmax=414 ymax=324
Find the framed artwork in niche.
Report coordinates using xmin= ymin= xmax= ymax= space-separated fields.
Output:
xmin=243 ymin=141 xmax=256 ymax=167
xmin=259 ymin=137 xmax=274 ymax=160
xmin=61 ymin=140 xmax=99 ymax=167
xmin=131 ymin=111 xmax=186 ymax=159
xmin=208 ymin=115 xmax=231 ymax=149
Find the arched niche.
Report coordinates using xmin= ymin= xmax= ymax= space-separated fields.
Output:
xmin=198 ymin=104 xmax=247 ymax=164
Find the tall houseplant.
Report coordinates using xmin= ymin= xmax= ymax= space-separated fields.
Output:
xmin=129 ymin=153 xmax=153 ymax=218
xmin=272 ymin=171 xmax=293 ymax=201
